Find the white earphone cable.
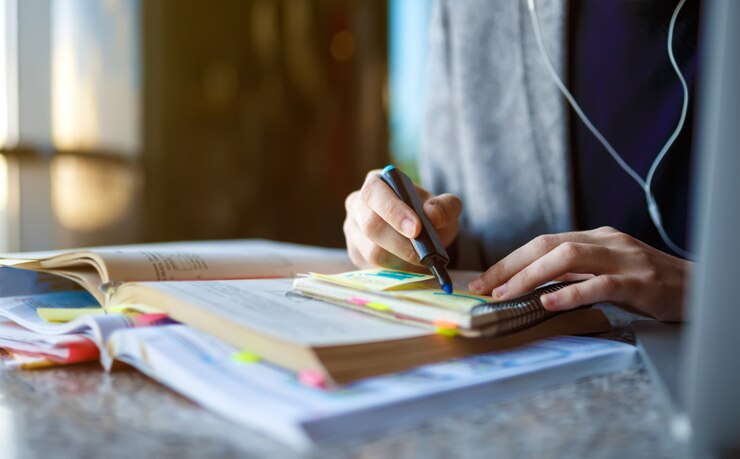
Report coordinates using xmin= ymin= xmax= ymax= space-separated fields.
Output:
xmin=526 ymin=0 xmax=691 ymax=259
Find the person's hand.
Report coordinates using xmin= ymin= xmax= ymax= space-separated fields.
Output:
xmin=343 ymin=169 xmax=463 ymax=270
xmin=467 ymin=226 xmax=691 ymax=321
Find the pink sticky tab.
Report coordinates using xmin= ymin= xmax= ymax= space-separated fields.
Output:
xmin=348 ymin=297 xmax=369 ymax=306
xmin=133 ymin=313 xmax=172 ymax=327
xmin=432 ymin=320 xmax=459 ymax=330
xmin=298 ymin=370 xmax=327 ymax=389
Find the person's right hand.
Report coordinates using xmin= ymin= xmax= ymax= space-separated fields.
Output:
xmin=343 ymin=169 xmax=463 ymax=270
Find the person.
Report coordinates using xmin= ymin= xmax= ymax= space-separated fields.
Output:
xmin=343 ymin=0 xmax=700 ymax=322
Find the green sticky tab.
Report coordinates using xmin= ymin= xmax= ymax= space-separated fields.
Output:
xmin=231 ymin=351 xmax=260 ymax=364
xmin=36 ymin=307 xmax=104 ymax=323
xmin=435 ymin=327 xmax=459 ymax=337
xmin=366 ymin=302 xmax=391 ymax=312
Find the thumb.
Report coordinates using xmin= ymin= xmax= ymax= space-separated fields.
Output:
xmin=423 ymin=194 xmax=463 ymax=231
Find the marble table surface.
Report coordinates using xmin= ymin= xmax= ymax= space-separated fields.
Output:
xmin=0 ymin=305 xmax=690 ymax=459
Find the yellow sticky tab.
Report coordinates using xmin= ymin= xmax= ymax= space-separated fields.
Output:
xmin=435 ymin=327 xmax=459 ymax=337
xmin=394 ymin=290 xmax=490 ymax=312
xmin=36 ymin=307 xmax=104 ymax=323
xmin=108 ymin=304 xmax=164 ymax=315
xmin=311 ymin=269 xmax=434 ymax=292
xmin=366 ymin=302 xmax=391 ymax=312
xmin=231 ymin=351 xmax=261 ymax=364
xmin=433 ymin=320 xmax=459 ymax=329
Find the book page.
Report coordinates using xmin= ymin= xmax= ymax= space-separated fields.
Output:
xmin=86 ymin=240 xmax=355 ymax=283
xmin=140 ymin=278 xmax=430 ymax=346
xmin=108 ymin=325 xmax=636 ymax=449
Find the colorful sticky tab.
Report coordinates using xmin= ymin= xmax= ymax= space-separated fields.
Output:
xmin=348 ymin=297 xmax=369 ymax=306
xmin=108 ymin=304 xmax=165 ymax=315
xmin=432 ymin=319 xmax=460 ymax=330
xmin=230 ymin=351 xmax=261 ymax=364
xmin=366 ymin=302 xmax=391 ymax=312
xmin=298 ymin=369 xmax=327 ymax=389
xmin=132 ymin=313 xmax=176 ymax=327
xmin=311 ymin=269 xmax=434 ymax=291
xmin=36 ymin=307 xmax=104 ymax=323
xmin=435 ymin=327 xmax=459 ymax=337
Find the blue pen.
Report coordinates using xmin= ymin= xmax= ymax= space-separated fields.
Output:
xmin=380 ymin=165 xmax=454 ymax=294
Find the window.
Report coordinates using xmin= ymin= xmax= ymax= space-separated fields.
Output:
xmin=389 ymin=0 xmax=432 ymax=172
xmin=51 ymin=0 xmax=140 ymax=154
xmin=0 ymin=0 xmax=18 ymax=150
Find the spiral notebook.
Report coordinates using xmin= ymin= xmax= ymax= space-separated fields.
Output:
xmin=293 ymin=269 xmax=586 ymax=338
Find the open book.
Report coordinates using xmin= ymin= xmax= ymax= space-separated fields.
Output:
xmin=1 ymin=241 xmax=611 ymax=384
xmin=106 ymin=276 xmax=610 ymax=385
xmin=0 ymin=240 xmax=356 ymax=304
xmin=0 ymin=288 xmax=172 ymax=368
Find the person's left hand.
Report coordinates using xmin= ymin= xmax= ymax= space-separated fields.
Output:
xmin=466 ymin=226 xmax=692 ymax=321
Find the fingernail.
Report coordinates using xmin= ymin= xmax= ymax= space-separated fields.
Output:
xmin=401 ymin=218 xmax=417 ymax=238
xmin=468 ymin=278 xmax=484 ymax=293
xmin=492 ymin=283 xmax=508 ymax=298
xmin=541 ymin=293 xmax=557 ymax=310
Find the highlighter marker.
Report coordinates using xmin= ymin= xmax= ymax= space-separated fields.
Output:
xmin=380 ymin=165 xmax=454 ymax=294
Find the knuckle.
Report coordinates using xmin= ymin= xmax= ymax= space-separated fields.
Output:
xmin=344 ymin=191 xmax=358 ymax=213
xmin=359 ymin=212 xmax=385 ymax=239
xmin=643 ymin=265 xmax=660 ymax=284
xmin=342 ymin=218 xmax=352 ymax=237
xmin=558 ymin=241 xmax=580 ymax=260
xmin=597 ymin=225 xmax=618 ymax=234
xmin=612 ymin=231 xmax=636 ymax=246
xmin=568 ymin=284 xmax=585 ymax=305
xmin=426 ymin=198 xmax=449 ymax=223
xmin=359 ymin=175 xmax=382 ymax=204
xmin=534 ymin=234 xmax=556 ymax=253
xmin=378 ymin=199 xmax=402 ymax=224
xmin=482 ymin=263 xmax=502 ymax=285
xmin=599 ymin=275 xmax=620 ymax=297
xmin=439 ymin=193 xmax=463 ymax=215
xmin=514 ymin=269 xmax=532 ymax=288
xmin=366 ymin=245 xmax=388 ymax=267
xmin=631 ymin=249 xmax=651 ymax=266
xmin=365 ymin=169 xmax=382 ymax=182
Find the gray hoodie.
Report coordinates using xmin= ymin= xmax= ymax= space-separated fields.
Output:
xmin=420 ymin=0 xmax=572 ymax=270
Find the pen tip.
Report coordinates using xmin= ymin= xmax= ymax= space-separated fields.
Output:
xmin=442 ymin=283 xmax=453 ymax=295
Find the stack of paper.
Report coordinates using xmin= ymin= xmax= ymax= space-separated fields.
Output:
xmin=108 ymin=324 xmax=636 ymax=449
xmin=294 ymin=269 xmax=587 ymax=336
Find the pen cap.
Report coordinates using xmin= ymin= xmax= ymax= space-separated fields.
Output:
xmin=380 ymin=166 xmax=450 ymax=266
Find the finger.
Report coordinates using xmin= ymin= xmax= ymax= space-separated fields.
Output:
xmin=423 ymin=193 xmax=463 ymax=231
xmin=469 ymin=231 xmax=600 ymax=294
xmin=351 ymin=191 xmax=419 ymax=265
xmin=360 ymin=171 xmax=420 ymax=238
xmin=491 ymin=242 xmax=618 ymax=300
xmin=346 ymin=242 xmax=372 ymax=269
xmin=416 ymin=186 xmax=431 ymax=201
xmin=540 ymin=275 xmax=628 ymax=311
xmin=553 ymin=273 xmax=596 ymax=282
xmin=345 ymin=218 xmax=378 ymax=270
xmin=346 ymin=217 xmax=420 ymax=270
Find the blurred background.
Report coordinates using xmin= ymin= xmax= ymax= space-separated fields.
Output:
xmin=0 ymin=0 xmax=432 ymax=252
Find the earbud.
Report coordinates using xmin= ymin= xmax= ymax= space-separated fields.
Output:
xmin=526 ymin=0 xmax=692 ymax=259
